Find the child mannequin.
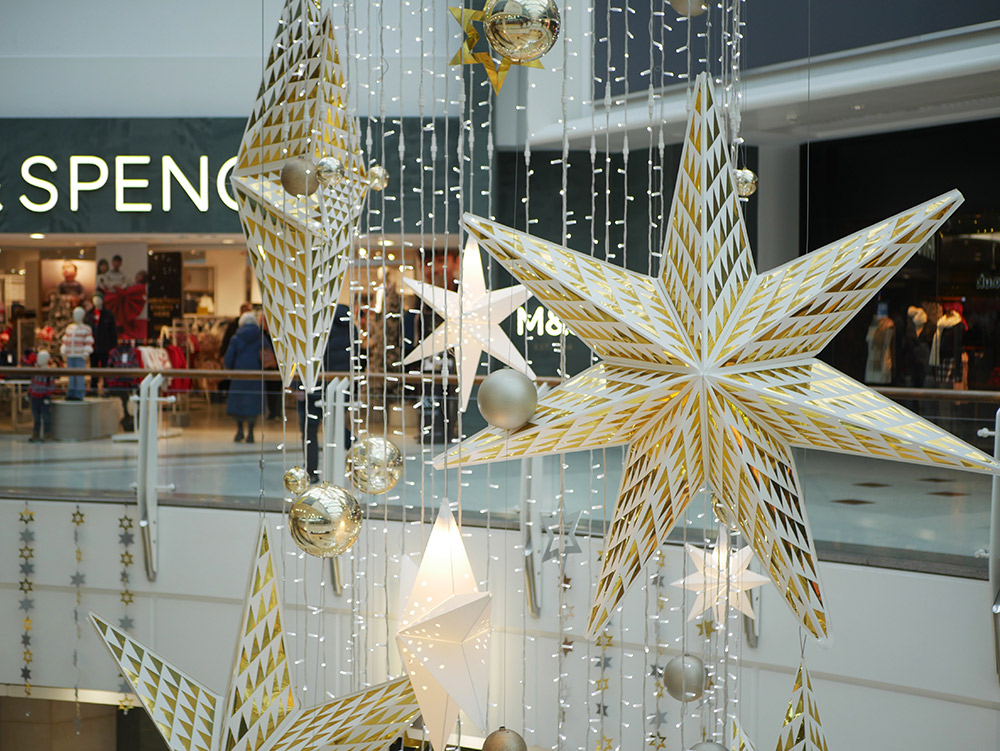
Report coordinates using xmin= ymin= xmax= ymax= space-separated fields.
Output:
xmin=28 ymin=351 xmax=55 ymax=442
xmin=61 ymin=306 xmax=94 ymax=401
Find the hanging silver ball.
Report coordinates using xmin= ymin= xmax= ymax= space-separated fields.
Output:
xmin=668 ymin=0 xmax=707 ymax=16
xmin=689 ymin=743 xmax=728 ymax=751
xmin=663 ymin=654 xmax=707 ymax=702
xmin=283 ymin=466 xmax=310 ymax=495
xmin=280 ymin=156 xmax=320 ymax=196
xmin=288 ymin=483 xmax=362 ymax=557
xmin=484 ymin=0 xmax=561 ymax=63
xmin=477 ymin=369 xmax=538 ymax=430
xmin=734 ymin=168 xmax=758 ymax=198
xmin=346 ymin=436 xmax=404 ymax=494
xmin=368 ymin=164 xmax=389 ymax=192
xmin=316 ymin=156 xmax=349 ymax=187
xmin=482 ymin=727 xmax=528 ymax=751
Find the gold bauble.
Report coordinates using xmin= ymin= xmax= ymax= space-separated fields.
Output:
xmin=280 ymin=156 xmax=320 ymax=196
xmin=484 ymin=0 xmax=561 ymax=63
xmin=346 ymin=436 xmax=403 ymax=494
xmin=663 ymin=654 xmax=707 ymax=702
xmin=288 ymin=483 xmax=362 ymax=557
xmin=668 ymin=0 xmax=707 ymax=16
xmin=368 ymin=164 xmax=389 ymax=192
xmin=316 ymin=156 xmax=349 ymax=187
xmin=483 ymin=727 xmax=528 ymax=751
xmin=283 ymin=466 xmax=310 ymax=495
xmin=477 ymin=369 xmax=537 ymax=430
xmin=734 ymin=168 xmax=758 ymax=198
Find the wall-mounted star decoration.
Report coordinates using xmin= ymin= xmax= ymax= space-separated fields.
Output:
xmin=438 ymin=72 xmax=1000 ymax=641
xmin=448 ymin=6 xmax=544 ymax=93
xmin=403 ymin=237 xmax=535 ymax=412
xmin=397 ymin=501 xmax=491 ymax=751
xmin=672 ymin=537 xmax=768 ymax=623
xmin=92 ymin=525 xmax=420 ymax=751
xmin=232 ymin=0 xmax=376 ymax=393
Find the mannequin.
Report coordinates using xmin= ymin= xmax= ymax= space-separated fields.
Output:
xmin=85 ymin=293 xmax=118 ymax=389
xmin=903 ymin=306 xmax=932 ymax=387
xmin=28 ymin=350 xmax=55 ymax=442
xmin=61 ymin=307 xmax=94 ymax=401
xmin=865 ymin=302 xmax=895 ymax=385
xmin=930 ymin=303 xmax=966 ymax=387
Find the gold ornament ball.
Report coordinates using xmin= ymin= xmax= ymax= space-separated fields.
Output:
xmin=316 ymin=156 xmax=349 ymax=187
xmin=734 ymin=168 xmax=758 ymax=198
xmin=668 ymin=0 xmax=707 ymax=16
xmin=663 ymin=654 xmax=707 ymax=702
xmin=689 ymin=744 xmax=728 ymax=751
xmin=482 ymin=727 xmax=528 ymax=751
xmin=280 ymin=156 xmax=320 ymax=196
xmin=283 ymin=466 xmax=310 ymax=495
xmin=288 ymin=483 xmax=362 ymax=557
xmin=368 ymin=164 xmax=389 ymax=192
xmin=477 ymin=369 xmax=538 ymax=430
xmin=346 ymin=436 xmax=403 ymax=494
xmin=484 ymin=0 xmax=561 ymax=63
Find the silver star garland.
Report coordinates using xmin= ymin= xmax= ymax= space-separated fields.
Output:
xmin=117 ymin=510 xmax=136 ymax=696
xmin=17 ymin=504 xmax=35 ymax=695
xmin=71 ymin=505 xmax=85 ymax=731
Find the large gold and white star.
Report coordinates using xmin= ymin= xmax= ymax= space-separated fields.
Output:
xmin=436 ymin=72 xmax=999 ymax=642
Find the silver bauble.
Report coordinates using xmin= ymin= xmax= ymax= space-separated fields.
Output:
xmin=477 ymin=369 xmax=538 ymax=430
xmin=663 ymin=654 xmax=707 ymax=702
xmin=734 ymin=168 xmax=758 ymax=198
xmin=368 ymin=164 xmax=389 ymax=192
xmin=288 ymin=483 xmax=362 ymax=557
xmin=346 ymin=436 xmax=403 ymax=494
xmin=280 ymin=156 xmax=320 ymax=196
xmin=668 ymin=0 xmax=707 ymax=16
xmin=482 ymin=727 xmax=528 ymax=751
xmin=283 ymin=466 xmax=310 ymax=495
xmin=484 ymin=0 xmax=561 ymax=63
xmin=316 ymin=156 xmax=349 ymax=187
xmin=689 ymin=743 xmax=728 ymax=751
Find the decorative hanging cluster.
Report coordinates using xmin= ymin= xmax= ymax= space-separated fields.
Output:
xmin=17 ymin=505 xmax=35 ymax=695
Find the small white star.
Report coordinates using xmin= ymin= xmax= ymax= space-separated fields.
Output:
xmin=672 ymin=536 xmax=768 ymax=622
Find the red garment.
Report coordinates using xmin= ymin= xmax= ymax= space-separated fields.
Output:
xmin=105 ymin=283 xmax=147 ymax=340
xmin=165 ymin=345 xmax=191 ymax=392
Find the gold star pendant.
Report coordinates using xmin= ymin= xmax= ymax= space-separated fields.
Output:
xmin=91 ymin=526 xmax=420 ymax=751
xmin=19 ymin=510 xmax=34 ymax=523
xmin=448 ymin=5 xmax=543 ymax=94
xmin=71 ymin=510 xmax=85 ymax=526
xmin=438 ymin=72 xmax=999 ymax=642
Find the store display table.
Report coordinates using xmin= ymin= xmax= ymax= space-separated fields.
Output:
xmin=51 ymin=397 xmax=120 ymax=441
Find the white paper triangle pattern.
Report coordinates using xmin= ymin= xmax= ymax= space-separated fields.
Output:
xmin=671 ymin=536 xmax=769 ymax=622
xmin=396 ymin=501 xmax=492 ymax=751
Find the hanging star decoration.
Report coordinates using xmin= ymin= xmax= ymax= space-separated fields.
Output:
xmin=777 ymin=664 xmax=830 ymax=751
xmin=448 ymin=6 xmax=544 ymax=93
xmin=730 ymin=717 xmax=758 ymax=751
xmin=232 ymin=0 xmax=379 ymax=393
xmin=403 ymin=237 xmax=535 ymax=412
xmin=18 ymin=504 xmax=34 ymax=695
xmin=91 ymin=525 xmax=420 ymax=751
xmin=436 ymin=71 xmax=1000 ymax=641
xmin=695 ymin=619 xmax=718 ymax=637
xmin=541 ymin=509 xmax=584 ymax=564
xmin=396 ymin=501 xmax=491 ymax=751
xmin=672 ymin=535 xmax=768 ymax=623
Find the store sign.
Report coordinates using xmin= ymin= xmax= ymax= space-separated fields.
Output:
xmin=0 ymin=118 xmax=246 ymax=233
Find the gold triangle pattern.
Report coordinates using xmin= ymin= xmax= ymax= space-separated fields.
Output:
xmin=776 ymin=664 xmax=830 ymax=751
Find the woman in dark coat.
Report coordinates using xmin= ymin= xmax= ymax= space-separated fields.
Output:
xmin=224 ymin=312 xmax=265 ymax=443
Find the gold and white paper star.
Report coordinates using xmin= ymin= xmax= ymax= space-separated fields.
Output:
xmin=232 ymin=0 xmax=373 ymax=393
xmin=436 ymin=72 xmax=1000 ymax=641
xmin=90 ymin=526 xmax=419 ymax=751
xmin=777 ymin=664 xmax=830 ymax=751
xmin=671 ymin=536 xmax=768 ymax=622
xmin=730 ymin=718 xmax=758 ymax=751
xmin=396 ymin=501 xmax=491 ymax=751
xmin=403 ymin=237 xmax=535 ymax=411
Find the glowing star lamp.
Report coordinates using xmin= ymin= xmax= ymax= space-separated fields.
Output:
xmin=671 ymin=536 xmax=769 ymax=622
xmin=403 ymin=237 xmax=535 ymax=412
xmin=436 ymin=72 xmax=1000 ymax=642
xmin=396 ymin=501 xmax=492 ymax=751
xmin=90 ymin=526 xmax=419 ymax=751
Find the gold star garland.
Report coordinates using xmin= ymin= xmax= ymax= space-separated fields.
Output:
xmin=447 ymin=5 xmax=544 ymax=94
xmin=117 ymin=510 xmax=136 ymax=703
xmin=70 ymin=505 xmax=86 ymax=731
xmin=18 ymin=505 xmax=35 ymax=695
xmin=647 ymin=551 xmax=668 ymax=748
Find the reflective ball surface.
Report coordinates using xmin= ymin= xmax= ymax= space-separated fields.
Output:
xmin=668 ymin=0 xmax=707 ymax=15
xmin=368 ymin=164 xmax=389 ymax=192
xmin=477 ymin=369 xmax=538 ymax=430
xmin=288 ymin=483 xmax=362 ymax=557
xmin=484 ymin=0 xmax=561 ymax=63
xmin=316 ymin=156 xmax=349 ymax=187
xmin=689 ymin=744 xmax=728 ymax=751
xmin=734 ymin=168 xmax=758 ymax=198
xmin=482 ymin=727 xmax=528 ymax=751
xmin=663 ymin=654 xmax=707 ymax=702
xmin=280 ymin=157 xmax=320 ymax=196
xmin=346 ymin=436 xmax=403 ymax=494
xmin=283 ymin=466 xmax=310 ymax=495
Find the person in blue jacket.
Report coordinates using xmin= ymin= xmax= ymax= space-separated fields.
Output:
xmin=224 ymin=312 xmax=266 ymax=443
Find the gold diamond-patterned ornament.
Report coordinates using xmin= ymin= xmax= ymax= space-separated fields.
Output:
xmin=89 ymin=525 xmax=419 ymax=751
xmin=776 ymin=664 xmax=830 ymax=751
xmin=232 ymin=0 xmax=378 ymax=394
xmin=437 ymin=71 xmax=1000 ymax=642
